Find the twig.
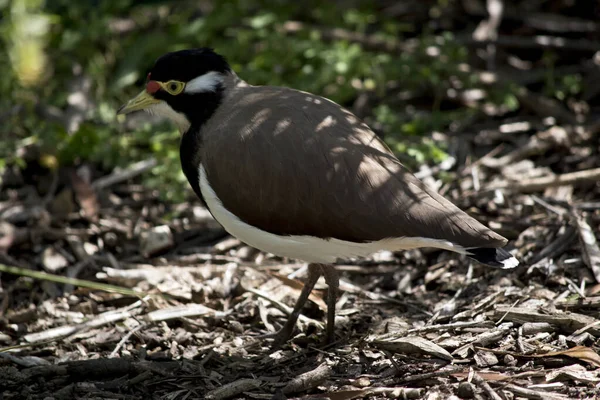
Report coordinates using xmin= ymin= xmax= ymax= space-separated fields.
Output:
xmin=530 ymin=195 xmax=568 ymax=216
xmin=339 ymin=278 xmax=430 ymax=312
xmin=453 ymin=323 xmax=513 ymax=357
xmin=23 ymin=299 xmax=145 ymax=343
xmin=492 ymin=306 xmax=600 ymax=335
xmin=397 ymin=366 xmax=463 ymax=383
xmin=568 ymin=320 xmax=600 ymax=338
xmin=528 ymin=225 xmax=576 ymax=265
xmin=501 ymin=383 xmax=567 ymax=399
xmin=407 ymin=320 xmax=493 ymax=334
xmin=143 ymin=304 xmax=227 ymax=322
xmin=282 ymin=362 xmax=332 ymax=394
xmin=245 ymin=287 xmax=323 ymax=327
xmin=485 ymin=167 xmax=600 ymax=193
xmin=481 ymin=127 xmax=568 ymax=169
xmin=109 ymin=323 xmax=146 ymax=358
xmin=471 ymin=370 xmax=503 ymax=400
xmin=92 ymin=158 xmax=157 ymax=190
xmin=557 ymin=296 xmax=600 ymax=310
xmin=362 ymin=387 xmax=424 ymax=399
xmin=205 ymin=378 xmax=261 ymax=400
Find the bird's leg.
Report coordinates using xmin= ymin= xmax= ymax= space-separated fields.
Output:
xmin=321 ymin=264 xmax=339 ymax=343
xmin=273 ymin=263 xmax=322 ymax=347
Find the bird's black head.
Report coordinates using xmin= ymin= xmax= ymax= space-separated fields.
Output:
xmin=117 ymin=48 xmax=231 ymax=130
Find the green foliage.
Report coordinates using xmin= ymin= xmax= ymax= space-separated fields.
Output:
xmin=0 ymin=0 xmax=514 ymax=199
xmin=542 ymin=51 xmax=583 ymax=101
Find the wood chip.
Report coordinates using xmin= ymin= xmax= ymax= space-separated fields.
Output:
xmin=41 ymin=247 xmax=69 ymax=272
xmin=453 ymin=323 xmax=513 ymax=357
xmin=521 ymin=322 xmax=555 ymax=335
xmin=474 ymin=350 xmax=499 ymax=367
xmin=486 ymin=167 xmax=600 ymax=193
xmin=139 ymin=225 xmax=174 ymax=257
xmin=471 ymin=371 xmax=503 ymax=400
xmin=205 ymin=378 xmax=261 ymax=399
xmin=502 ymin=383 xmax=568 ymax=399
xmin=282 ymin=362 xmax=332 ymax=394
xmin=573 ymin=213 xmax=600 ymax=283
xmin=492 ymin=306 xmax=600 ymax=335
xmin=144 ymin=304 xmax=225 ymax=322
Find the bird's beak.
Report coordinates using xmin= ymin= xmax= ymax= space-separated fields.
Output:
xmin=117 ymin=90 xmax=161 ymax=115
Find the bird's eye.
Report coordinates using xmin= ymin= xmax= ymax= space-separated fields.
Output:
xmin=164 ymin=80 xmax=185 ymax=95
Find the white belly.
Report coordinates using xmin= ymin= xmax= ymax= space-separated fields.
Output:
xmin=198 ymin=165 xmax=466 ymax=263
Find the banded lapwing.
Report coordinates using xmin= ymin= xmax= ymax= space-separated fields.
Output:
xmin=118 ymin=48 xmax=518 ymax=345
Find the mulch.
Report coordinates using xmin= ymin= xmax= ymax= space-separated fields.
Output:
xmin=1 ymin=113 xmax=600 ymax=399
xmin=2 ymin=2 xmax=600 ymax=397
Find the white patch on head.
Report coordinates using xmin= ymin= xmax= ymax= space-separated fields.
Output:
xmin=198 ymin=165 xmax=468 ymax=263
xmin=184 ymin=71 xmax=224 ymax=94
xmin=146 ymin=101 xmax=190 ymax=133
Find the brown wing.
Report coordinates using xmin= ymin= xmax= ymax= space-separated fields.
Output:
xmin=201 ymin=86 xmax=507 ymax=248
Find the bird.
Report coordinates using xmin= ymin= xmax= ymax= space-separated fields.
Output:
xmin=117 ymin=48 xmax=519 ymax=346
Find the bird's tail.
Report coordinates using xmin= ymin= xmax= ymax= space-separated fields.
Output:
xmin=467 ymin=247 xmax=519 ymax=269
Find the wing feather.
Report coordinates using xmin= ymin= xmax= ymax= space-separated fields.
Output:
xmin=200 ymin=86 xmax=506 ymax=248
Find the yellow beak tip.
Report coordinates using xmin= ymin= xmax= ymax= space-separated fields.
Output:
xmin=117 ymin=90 xmax=160 ymax=116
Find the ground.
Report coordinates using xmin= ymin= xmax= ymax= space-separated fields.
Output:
xmin=1 ymin=118 xmax=600 ymax=399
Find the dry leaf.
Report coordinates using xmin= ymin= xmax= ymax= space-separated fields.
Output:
xmin=370 ymin=336 xmax=454 ymax=361
xmin=540 ymin=346 xmax=600 ymax=368
xmin=546 ymin=364 xmax=600 ymax=383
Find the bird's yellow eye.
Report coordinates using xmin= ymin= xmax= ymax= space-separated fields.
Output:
xmin=164 ymin=80 xmax=185 ymax=95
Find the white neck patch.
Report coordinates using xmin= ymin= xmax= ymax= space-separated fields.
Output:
xmin=185 ymin=71 xmax=224 ymax=94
